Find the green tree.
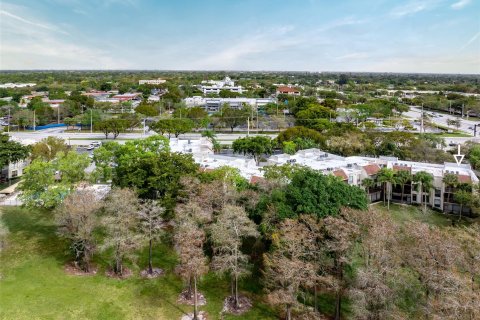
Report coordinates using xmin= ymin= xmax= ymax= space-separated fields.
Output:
xmin=150 ymin=118 xmax=194 ymax=138
xmin=12 ymin=109 xmax=35 ymax=130
xmin=94 ymin=118 xmax=127 ymax=139
xmin=262 ymin=163 xmax=302 ymax=186
xmin=283 ymin=168 xmax=368 ymax=219
xmin=112 ymin=147 xmax=198 ymax=212
xmin=282 ymin=141 xmax=296 ymax=155
xmin=232 ymin=136 xmax=274 ymax=165
xmin=19 ymin=151 xmax=90 ymax=208
xmin=0 ymin=133 xmax=30 ymax=169
xmin=295 ymin=105 xmax=336 ymax=129
xmin=63 ymin=117 xmax=76 ymax=130
xmin=221 ymin=105 xmax=248 ymax=132
xmin=32 ymin=104 xmax=55 ymax=126
xmin=276 ymin=126 xmax=325 ymax=148
xmin=171 ymin=118 xmax=194 ymax=137
xmin=31 ymin=136 xmax=69 ymax=161
xmin=467 ymin=144 xmax=480 ymax=169
xmin=186 ymin=107 xmax=208 ymax=129
xmin=135 ymin=104 xmax=159 ymax=117
xmin=454 ymin=190 xmax=472 ymax=221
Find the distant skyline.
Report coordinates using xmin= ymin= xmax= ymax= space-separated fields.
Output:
xmin=0 ymin=0 xmax=479 ymax=74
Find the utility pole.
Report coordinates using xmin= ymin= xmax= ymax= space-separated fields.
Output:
xmin=256 ymin=103 xmax=259 ymax=133
xmin=90 ymin=109 xmax=93 ymax=133
xmin=7 ymin=105 xmax=10 ymax=133
xmin=247 ymin=117 xmax=250 ymax=136
xmin=420 ymin=103 xmax=424 ymax=133
xmin=57 ymin=105 xmax=60 ymax=124
xmin=33 ymin=109 xmax=36 ymax=131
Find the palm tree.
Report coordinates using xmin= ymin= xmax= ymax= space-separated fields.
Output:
xmin=394 ymin=170 xmax=412 ymax=204
xmin=442 ymin=173 xmax=459 ymax=207
xmin=361 ymin=178 xmax=375 ymax=203
xmin=377 ymin=168 xmax=395 ymax=210
xmin=201 ymin=130 xmax=221 ymax=154
xmin=413 ymin=171 xmax=434 ymax=213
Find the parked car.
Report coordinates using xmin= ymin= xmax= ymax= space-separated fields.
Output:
xmin=86 ymin=145 xmax=95 ymax=151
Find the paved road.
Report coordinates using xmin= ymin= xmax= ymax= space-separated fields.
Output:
xmin=404 ymin=106 xmax=480 ymax=136
xmin=7 ymin=129 xmax=278 ymax=145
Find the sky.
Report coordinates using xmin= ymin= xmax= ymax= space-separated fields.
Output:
xmin=0 ymin=0 xmax=479 ymax=73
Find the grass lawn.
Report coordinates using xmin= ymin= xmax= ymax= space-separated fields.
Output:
xmin=371 ymin=202 xmax=476 ymax=227
xmin=0 ymin=206 xmax=276 ymax=320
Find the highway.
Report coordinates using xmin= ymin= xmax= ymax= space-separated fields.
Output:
xmin=404 ymin=106 xmax=480 ymax=136
xmin=7 ymin=128 xmax=278 ymax=145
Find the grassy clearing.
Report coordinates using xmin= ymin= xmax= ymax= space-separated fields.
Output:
xmin=0 ymin=206 xmax=275 ymax=320
xmin=371 ymin=202 xmax=475 ymax=227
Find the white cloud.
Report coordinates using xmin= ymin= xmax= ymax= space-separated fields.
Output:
xmin=451 ymin=0 xmax=471 ymax=9
xmin=0 ymin=9 xmax=69 ymax=35
xmin=335 ymin=52 xmax=370 ymax=60
xmin=390 ymin=0 xmax=440 ymax=17
xmin=191 ymin=26 xmax=302 ymax=69
xmin=0 ymin=5 xmax=129 ymax=69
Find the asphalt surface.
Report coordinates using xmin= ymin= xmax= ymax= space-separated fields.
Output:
xmin=404 ymin=106 xmax=480 ymax=136
xmin=7 ymin=127 xmax=278 ymax=145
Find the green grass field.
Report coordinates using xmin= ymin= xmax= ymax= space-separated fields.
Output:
xmin=0 ymin=206 xmax=276 ymax=320
xmin=371 ymin=202 xmax=476 ymax=227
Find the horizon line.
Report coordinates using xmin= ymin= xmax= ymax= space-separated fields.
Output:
xmin=0 ymin=69 xmax=479 ymax=76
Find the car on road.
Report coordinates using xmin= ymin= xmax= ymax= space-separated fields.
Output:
xmin=91 ymin=141 xmax=102 ymax=147
xmin=86 ymin=145 xmax=95 ymax=151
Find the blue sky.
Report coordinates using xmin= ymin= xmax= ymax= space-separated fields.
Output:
xmin=0 ymin=0 xmax=479 ymax=73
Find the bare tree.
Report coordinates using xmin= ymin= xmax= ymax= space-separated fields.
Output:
xmin=455 ymin=225 xmax=480 ymax=320
xmin=174 ymin=217 xmax=208 ymax=320
xmin=264 ymin=218 xmax=317 ymax=320
xmin=402 ymin=223 xmax=464 ymax=318
xmin=347 ymin=208 xmax=404 ymax=319
xmin=101 ymin=188 xmax=142 ymax=276
xmin=55 ymin=187 xmax=101 ymax=272
xmin=210 ymin=205 xmax=259 ymax=310
xmin=321 ymin=214 xmax=359 ymax=320
xmin=138 ymin=200 xmax=165 ymax=276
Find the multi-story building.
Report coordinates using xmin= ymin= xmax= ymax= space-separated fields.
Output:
xmin=200 ymin=77 xmax=243 ymax=95
xmin=184 ymin=96 xmax=275 ymax=112
xmin=0 ymin=160 xmax=28 ymax=181
xmin=267 ymin=148 xmax=479 ymax=215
